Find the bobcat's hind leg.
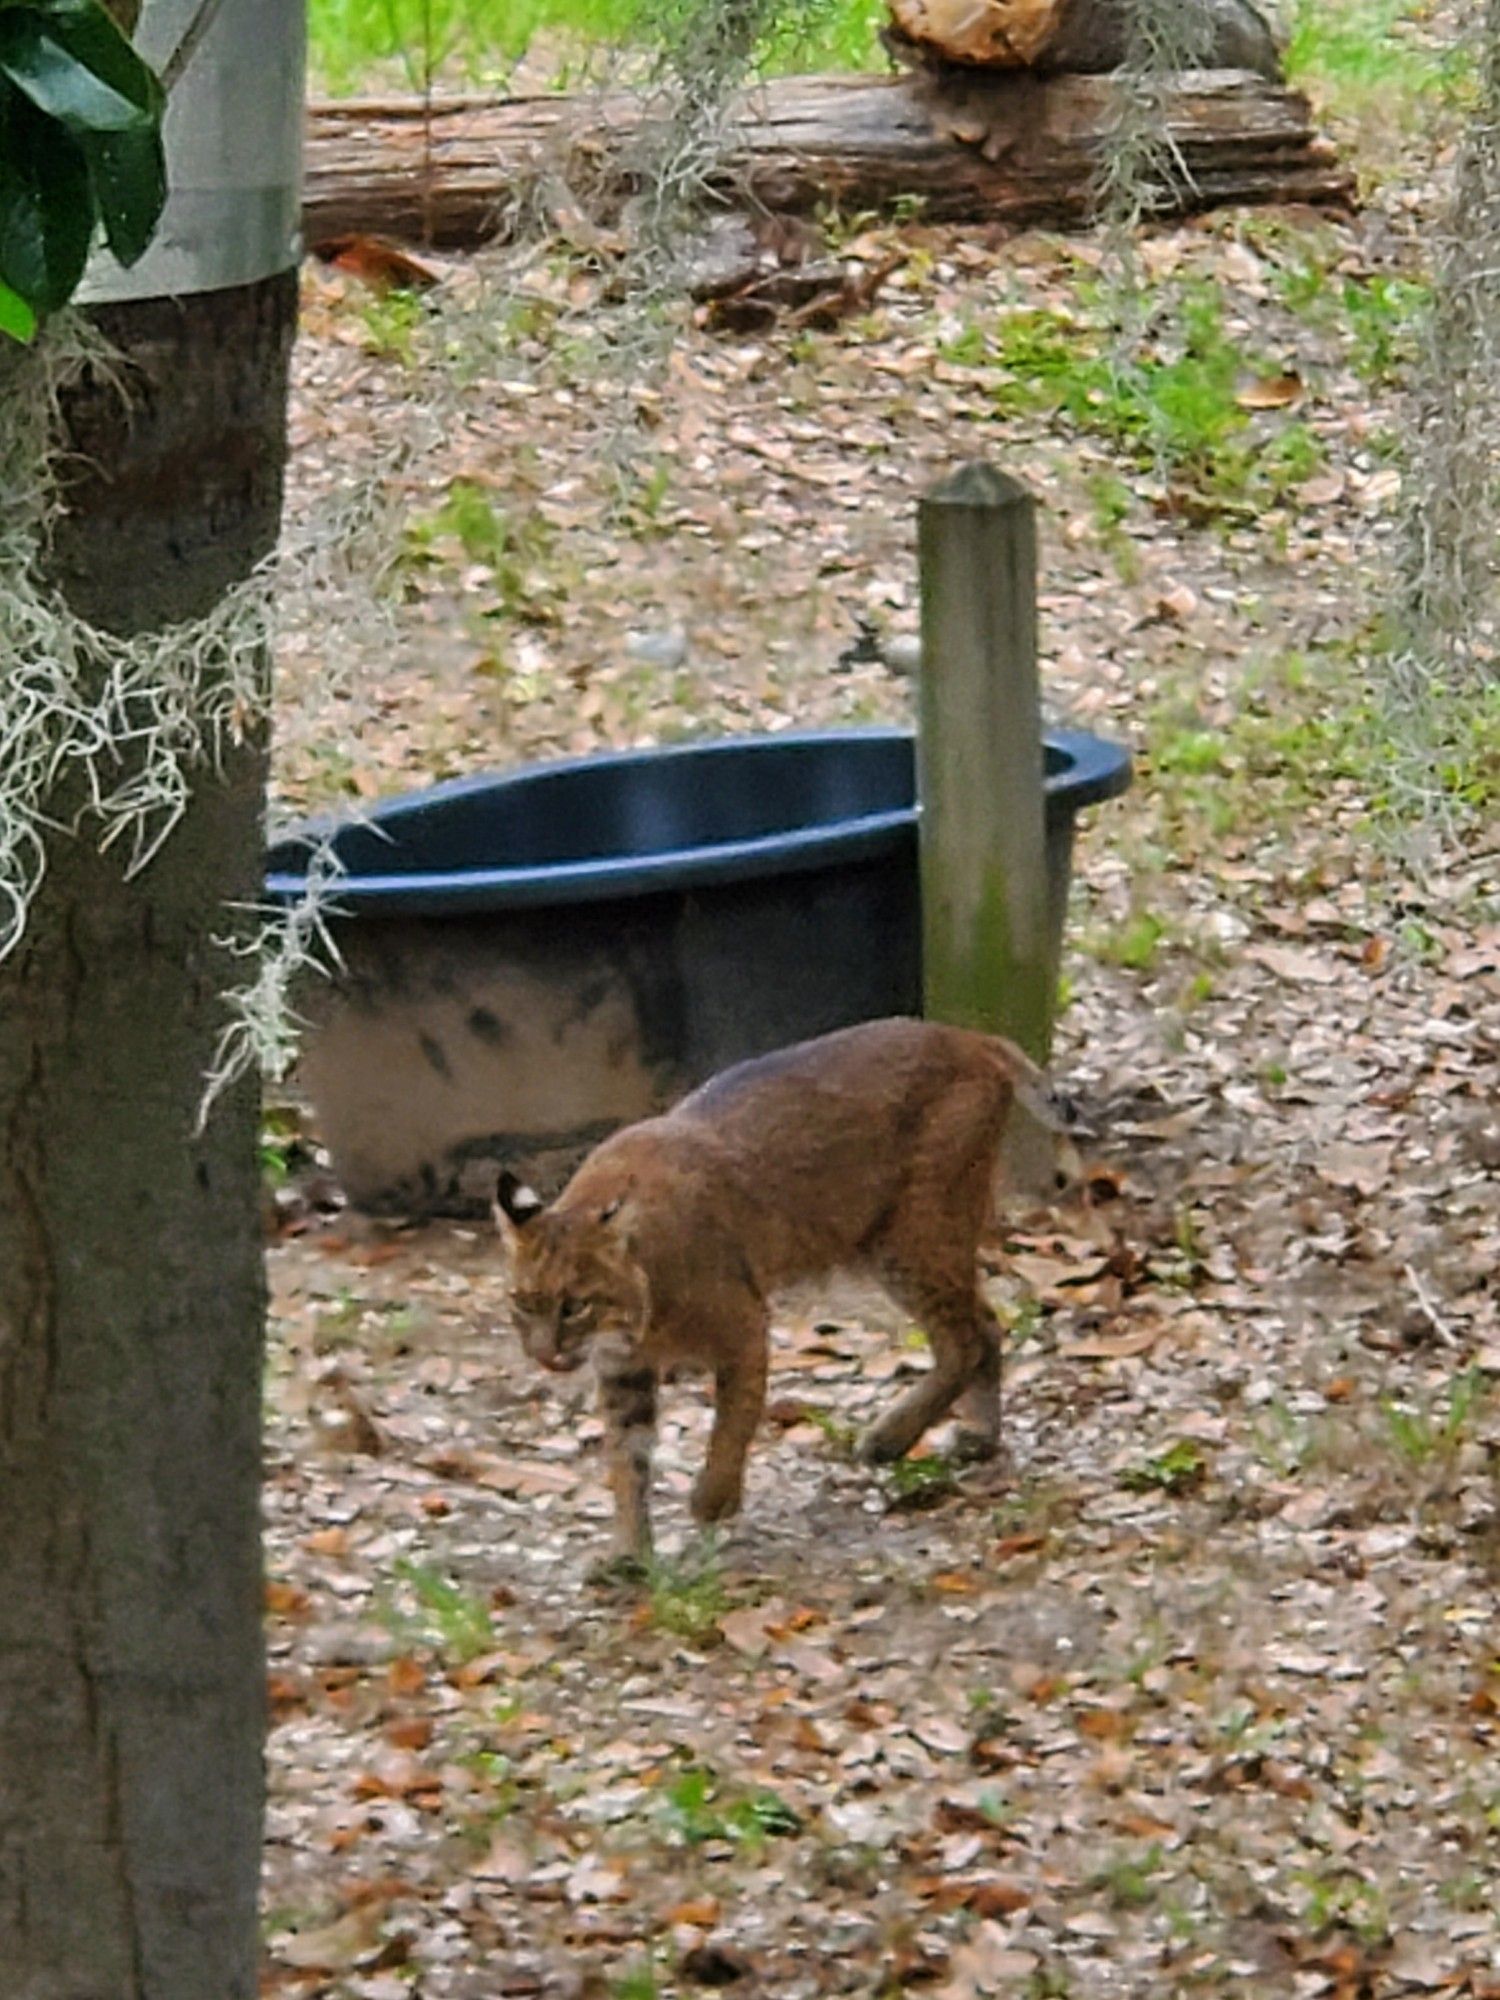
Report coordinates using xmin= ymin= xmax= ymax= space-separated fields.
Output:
xmin=857 ymin=1287 xmax=990 ymax=1465
xmin=952 ymin=1313 xmax=1002 ymax=1463
xmin=692 ymin=1319 xmax=769 ymax=1527
xmin=596 ymin=1339 xmax=658 ymax=1565
xmin=860 ymin=1074 xmax=1010 ymax=1467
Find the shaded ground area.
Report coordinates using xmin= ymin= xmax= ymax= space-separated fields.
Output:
xmin=263 ymin=57 xmax=1498 ymax=1996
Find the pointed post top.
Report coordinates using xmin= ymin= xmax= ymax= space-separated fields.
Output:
xmin=923 ymin=461 xmax=1034 ymax=512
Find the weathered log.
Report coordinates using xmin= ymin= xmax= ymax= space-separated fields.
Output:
xmin=884 ymin=0 xmax=1280 ymax=79
xmin=303 ymin=70 xmax=1350 ymax=253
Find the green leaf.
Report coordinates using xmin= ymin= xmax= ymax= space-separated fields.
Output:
xmin=0 ymin=274 xmax=37 ymax=341
xmin=0 ymin=102 xmax=92 ymax=312
xmin=35 ymin=0 xmax=162 ymax=110
xmin=81 ymin=117 xmax=164 ymax=265
xmin=0 ymin=0 xmax=162 ymax=136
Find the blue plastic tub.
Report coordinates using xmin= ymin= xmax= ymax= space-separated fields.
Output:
xmin=268 ymin=727 xmax=1130 ymax=1213
xmin=269 ymin=726 xmax=1129 ymax=916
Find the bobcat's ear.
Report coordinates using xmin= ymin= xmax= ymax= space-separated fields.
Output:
xmin=494 ymin=1171 xmax=546 ymax=1255
xmin=496 ymin=1170 xmax=546 ymax=1224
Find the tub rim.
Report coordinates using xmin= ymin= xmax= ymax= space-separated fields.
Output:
xmin=265 ymin=725 xmax=1131 ymax=917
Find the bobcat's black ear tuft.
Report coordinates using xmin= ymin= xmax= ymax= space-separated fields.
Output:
xmin=495 ymin=1170 xmax=546 ymax=1227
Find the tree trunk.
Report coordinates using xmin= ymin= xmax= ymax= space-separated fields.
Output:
xmin=0 ymin=272 xmax=297 ymax=1999
xmin=303 ymin=70 xmax=1349 ymax=252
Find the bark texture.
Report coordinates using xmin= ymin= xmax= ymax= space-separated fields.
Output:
xmin=883 ymin=0 xmax=1281 ymax=77
xmin=302 ymin=70 xmax=1349 ymax=251
xmin=0 ymin=273 xmax=297 ymax=2000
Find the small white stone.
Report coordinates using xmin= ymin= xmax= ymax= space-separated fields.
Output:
xmin=625 ymin=627 xmax=689 ymax=670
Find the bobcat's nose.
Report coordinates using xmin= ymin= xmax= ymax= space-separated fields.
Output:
xmin=520 ymin=1323 xmax=587 ymax=1373
xmin=537 ymin=1340 xmax=588 ymax=1374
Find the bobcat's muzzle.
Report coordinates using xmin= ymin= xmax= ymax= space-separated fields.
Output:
xmin=521 ymin=1327 xmax=590 ymax=1374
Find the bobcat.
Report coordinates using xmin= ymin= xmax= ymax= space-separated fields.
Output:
xmin=495 ymin=1017 xmax=1075 ymax=1565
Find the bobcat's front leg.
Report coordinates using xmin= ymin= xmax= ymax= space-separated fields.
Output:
xmin=596 ymin=1339 xmax=659 ymax=1563
xmin=692 ymin=1329 xmax=768 ymax=1527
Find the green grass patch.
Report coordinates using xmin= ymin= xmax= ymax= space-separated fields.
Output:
xmin=1283 ymin=0 xmax=1458 ymax=132
xmin=1092 ymin=1842 xmax=1167 ymax=1910
xmin=355 ymin=285 xmax=428 ymax=364
xmin=1093 ymin=910 xmax=1171 ymax=974
xmin=1120 ymin=1440 xmax=1207 ymax=1496
xmin=612 ymin=1963 xmax=661 ymax=2000
xmin=882 ymin=1449 xmax=962 ymax=1509
xmin=402 ymin=476 xmax=562 ymax=623
xmin=378 ymin=1557 xmax=495 ymax=1664
xmin=259 ymin=1104 xmax=305 ymax=1190
xmin=958 ymin=287 xmax=1326 ymax=513
xmin=644 ymin=1544 xmax=731 ymax=1644
xmin=804 ymin=1404 xmax=860 ymax=1457
xmin=1264 ymin=232 xmax=1431 ymax=387
xmin=310 ymin=0 xmax=636 ymax=92
xmin=659 ymin=1764 xmax=803 ymax=1852
xmin=1290 ymin=1865 xmax=1390 ymax=1945
xmin=309 ymin=0 xmax=887 ymax=95
xmin=1382 ymin=1369 xmax=1487 ymax=1468
xmin=1341 ymin=274 xmax=1430 ymax=384
xmin=1143 ymin=642 xmax=1500 ymax=856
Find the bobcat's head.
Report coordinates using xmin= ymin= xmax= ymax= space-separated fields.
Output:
xmin=494 ymin=1171 xmax=648 ymax=1373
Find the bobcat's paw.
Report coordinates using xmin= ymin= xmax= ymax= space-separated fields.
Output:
xmin=855 ymin=1423 xmax=908 ymax=1466
xmin=690 ymin=1472 xmax=744 ymax=1524
xmin=586 ymin=1551 xmax=650 ymax=1590
xmin=952 ymin=1425 xmax=1000 ymax=1465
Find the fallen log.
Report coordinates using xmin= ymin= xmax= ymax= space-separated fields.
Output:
xmin=303 ymin=70 xmax=1350 ymax=252
xmin=884 ymin=0 xmax=1280 ymax=77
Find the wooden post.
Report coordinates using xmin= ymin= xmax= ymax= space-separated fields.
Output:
xmin=917 ymin=461 xmax=1053 ymax=1058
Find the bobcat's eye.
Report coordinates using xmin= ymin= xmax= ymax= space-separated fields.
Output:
xmin=559 ymin=1295 xmax=593 ymax=1328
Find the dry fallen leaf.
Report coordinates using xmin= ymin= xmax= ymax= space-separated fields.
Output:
xmin=382 ymin=1716 xmax=433 ymax=1751
xmin=940 ymin=1922 xmax=1040 ymax=1998
xmin=1155 ymin=581 xmax=1199 ymax=622
xmin=386 ymin=1656 xmax=426 ymax=1697
xmin=666 ymin=1896 xmax=722 ymax=1927
xmin=351 ymin=1751 xmax=443 ymax=1801
xmin=565 ymin=1855 xmax=630 ymax=1904
xmin=992 ymin=1532 xmax=1048 ymax=1562
xmin=1236 ymin=369 xmax=1303 ymax=408
xmin=274 ymin=1907 xmax=384 ymax=1973
xmin=1244 ymin=943 xmax=1342 ymax=986
xmin=317 ymin=233 xmax=450 ymax=290
xmin=719 ymin=1600 xmax=784 ymax=1656
xmin=471 ymin=1832 xmax=532 ymax=1882
xmin=1298 ymin=468 xmax=1346 ymax=505
xmin=1314 ymin=1141 xmax=1394 ymax=1196
xmin=911 ymin=1714 xmax=970 ymax=1756
xmin=1058 ymin=1326 xmax=1162 ymax=1361
xmin=265 ymin=1579 xmax=311 ymax=1618
xmin=303 ymin=1526 xmax=351 ymax=1557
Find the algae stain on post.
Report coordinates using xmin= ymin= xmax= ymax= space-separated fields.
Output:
xmin=917 ymin=462 xmax=1053 ymax=1059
